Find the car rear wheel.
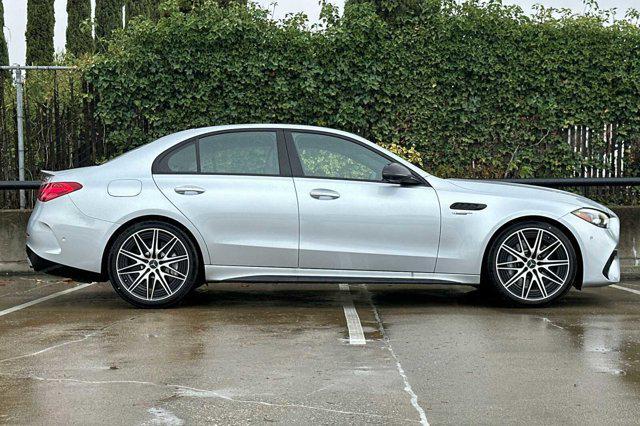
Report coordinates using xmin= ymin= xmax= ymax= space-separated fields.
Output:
xmin=485 ymin=221 xmax=577 ymax=306
xmin=108 ymin=221 xmax=200 ymax=308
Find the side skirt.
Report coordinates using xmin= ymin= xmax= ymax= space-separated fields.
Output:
xmin=204 ymin=265 xmax=480 ymax=286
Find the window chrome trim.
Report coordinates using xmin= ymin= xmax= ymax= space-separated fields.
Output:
xmin=152 ymin=128 xmax=291 ymax=177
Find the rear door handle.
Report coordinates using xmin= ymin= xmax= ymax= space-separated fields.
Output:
xmin=174 ymin=185 xmax=205 ymax=195
xmin=310 ymin=189 xmax=340 ymax=200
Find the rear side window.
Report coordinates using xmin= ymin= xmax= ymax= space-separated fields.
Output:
xmin=154 ymin=131 xmax=280 ymax=175
xmin=198 ymin=131 xmax=279 ymax=175
xmin=162 ymin=142 xmax=198 ymax=173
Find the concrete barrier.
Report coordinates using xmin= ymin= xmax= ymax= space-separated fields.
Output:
xmin=0 ymin=210 xmax=31 ymax=272
xmin=613 ymin=207 xmax=639 ymax=264
xmin=1 ymin=207 xmax=638 ymax=273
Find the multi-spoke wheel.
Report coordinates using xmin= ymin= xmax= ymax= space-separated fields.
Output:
xmin=485 ymin=221 xmax=577 ymax=306
xmin=108 ymin=221 xmax=200 ymax=307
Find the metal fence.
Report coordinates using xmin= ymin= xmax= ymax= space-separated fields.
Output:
xmin=0 ymin=65 xmax=104 ymax=210
xmin=568 ymin=124 xmax=625 ymax=178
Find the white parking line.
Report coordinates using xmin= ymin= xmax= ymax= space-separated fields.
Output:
xmin=339 ymin=284 xmax=366 ymax=345
xmin=0 ymin=282 xmax=96 ymax=318
xmin=361 ymin=285 xmax=429 ymax=426
xmin=611 ymin=284 xmax=640 ymax=296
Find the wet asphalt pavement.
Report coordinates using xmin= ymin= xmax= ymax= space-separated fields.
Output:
xmin=0 ymin=275 xmax=639 ymax=425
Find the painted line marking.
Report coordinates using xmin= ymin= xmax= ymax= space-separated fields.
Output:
xmin=611 ymin=284 xmax=640 ymax=296
xmin=339 ymin=284 xmax=366 ymax=345
xmin=0 ymin=282 xmax=96 ymax=318
xmin=362 ymin=284 xmax=429 ymax=426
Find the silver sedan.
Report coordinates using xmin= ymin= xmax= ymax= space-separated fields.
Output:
xmin=26 ymin=124 xmax=620 ymax=307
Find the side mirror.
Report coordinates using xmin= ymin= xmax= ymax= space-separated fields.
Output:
xmin=382 ymin=163 xmax=421 ymax=185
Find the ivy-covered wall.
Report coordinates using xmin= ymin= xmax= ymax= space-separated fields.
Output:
xmin=88 ymin=0 xmax=640 ymax=179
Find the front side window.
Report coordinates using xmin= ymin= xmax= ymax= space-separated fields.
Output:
xmin=198 ymin=131 xmax=279 ymax=175
xmin=291 ymin=132 xmax=390 ymax=181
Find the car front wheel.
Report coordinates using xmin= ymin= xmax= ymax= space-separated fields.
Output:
xmin=108 ymin=221 xmax=200 ymax=308
xmin=485 ymin=221 xmax=578 ymax=306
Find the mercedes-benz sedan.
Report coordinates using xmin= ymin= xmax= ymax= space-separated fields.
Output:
xmin=26 ymin=125 xmax=620 ymax=307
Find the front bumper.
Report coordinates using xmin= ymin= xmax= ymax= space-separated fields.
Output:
xmin=560 ymin=212 xmax=620 ymax=288
xmin=601 ymin=249 xmax=620 ymax=282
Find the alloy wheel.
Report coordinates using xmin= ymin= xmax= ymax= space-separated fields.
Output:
xmin=115 ymin=228 xmax=190 ymax=301
xmin=495 ymin=227 xmax=571 ymax=301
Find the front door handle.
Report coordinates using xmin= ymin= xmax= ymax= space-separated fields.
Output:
xmin=310 ymin=189 xmax=340 ymax=200
xmin=174 ymin=185 xmax=205 ymax=195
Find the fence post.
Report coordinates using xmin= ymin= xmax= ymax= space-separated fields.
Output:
xmin=13 ymin=65 xmax=26 ymax=210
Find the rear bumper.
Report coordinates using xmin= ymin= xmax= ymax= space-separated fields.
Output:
xmin=26 ymin=246 xmax=103 ymax=282
xmin=26 ymin=196 xmax=113 ymax=273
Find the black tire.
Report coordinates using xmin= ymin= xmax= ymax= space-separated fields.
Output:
xmin=485 ymin=221 xmax=578 ymax=307
xmin=108 ymin=221 xmax=200 ymax=308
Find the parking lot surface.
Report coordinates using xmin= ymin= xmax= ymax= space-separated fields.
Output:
xmin=1 ymin=275 xmax=639 ymax=425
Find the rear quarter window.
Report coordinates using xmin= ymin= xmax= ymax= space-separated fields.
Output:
xmin=155 ymin=142 xmax=198 ymax=173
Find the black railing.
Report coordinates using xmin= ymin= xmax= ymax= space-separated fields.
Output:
xmin=496 ymin=177 xmax=640 ymax=187
xmin=0 ymin=181 xmax=42 ymax=190
xmin=1 ymin=178 xmax=640 ymax=191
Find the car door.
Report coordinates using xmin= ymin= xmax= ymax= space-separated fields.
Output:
xmin=153 ymin=129 xmax=299 ymax=268
xmin=286 ymin=130 xmax=441 ymax=273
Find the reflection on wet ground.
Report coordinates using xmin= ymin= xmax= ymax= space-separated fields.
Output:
xmin=0 ymin=275 xmax=639 ymax=424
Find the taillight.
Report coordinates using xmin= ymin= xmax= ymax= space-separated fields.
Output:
xmin=37 ymin=182 xmax=83 ymax=202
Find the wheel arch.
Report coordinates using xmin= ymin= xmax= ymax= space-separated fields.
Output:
xmin=480 ymin=215 xmax=584 ymax=289
xmin=101 ymin=215 xmax=206 ymax=282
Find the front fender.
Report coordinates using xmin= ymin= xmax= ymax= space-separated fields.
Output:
xmin=432 ymin=181 xmax=575 ymax=275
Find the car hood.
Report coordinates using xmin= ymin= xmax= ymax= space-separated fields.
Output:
xmin=447 ymin=179 xmax=614 ymax=216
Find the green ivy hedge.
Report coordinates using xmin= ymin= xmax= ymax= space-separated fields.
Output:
xmin=87 ymin=0 xmax=640 ymax=179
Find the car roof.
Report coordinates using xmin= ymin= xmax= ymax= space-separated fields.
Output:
xmin=170 ymin=124 xmax=364 ymax=139
xmin=102 ymin=124 xmax=430 ymax=180
xmin=104 ymin=124 xmax=368 ymax=167
xmin=139 ymin=124 xmax=373 ymax=157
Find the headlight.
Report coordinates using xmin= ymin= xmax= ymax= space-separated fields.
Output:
xmin=572 ymin=208 xmax=610 ymax=228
